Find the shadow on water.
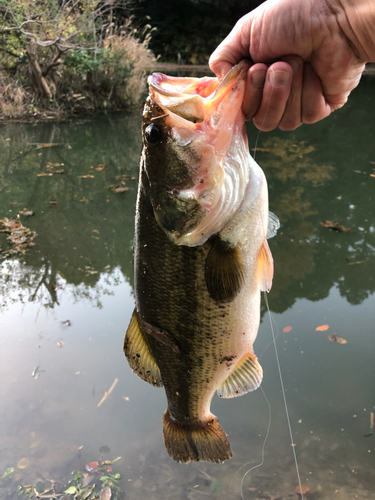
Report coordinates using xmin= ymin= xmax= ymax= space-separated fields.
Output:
xmin=0 ymin=77 xmax=375 ymax=499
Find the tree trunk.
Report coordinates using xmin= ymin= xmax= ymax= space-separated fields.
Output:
xmin=26 ymin=44 xmax=53 ymax=99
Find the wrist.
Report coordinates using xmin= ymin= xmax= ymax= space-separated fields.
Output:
xmin=330 ymin=0 xmax=375 ymax=62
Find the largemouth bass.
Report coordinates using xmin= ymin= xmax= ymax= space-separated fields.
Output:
xmin=124 ymin=61 xmax=279 ymax=463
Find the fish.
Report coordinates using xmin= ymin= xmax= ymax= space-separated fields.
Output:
xmin=124 ymin=60 xmax=279 ymax=463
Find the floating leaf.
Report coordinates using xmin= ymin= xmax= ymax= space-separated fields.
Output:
xmin=85 ymin=462 xmax=99 ymax=472
xmin=321 ymin=220 xmax=354 ymax=233
xmin=18 ymin=208 xmax=34 ymax=217
xmin=97 ymin=378 xmax=118 ymax=407
xmin=283 ymin=326 xmax=292 ymax=333
xmin=328 ymin=334 xmax=347 ymax=344
xmin=113 ymin=187 xmax=129 ymax=194
xmin=316 ymin=324 xmax=329 ymax=331
xmin=295 ymin=484 xmax=310 ymax=495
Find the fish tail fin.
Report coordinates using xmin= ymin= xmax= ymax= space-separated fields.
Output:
xmin=162 ymin=410 xmax=232 ymax=463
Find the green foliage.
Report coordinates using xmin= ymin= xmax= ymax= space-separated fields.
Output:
xmin=0 ymin=1 xmax=155 ymax=116
xmin=64 ymin=50 xmax=107 ymax=75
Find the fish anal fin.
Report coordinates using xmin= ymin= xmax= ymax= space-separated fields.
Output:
xmin=217 ymin=351 xmax=263 ymax=398
xmin=124 ymin=309 xmax=163 ymax=387
xmin=258 ymin=239 xmax=274 ymax=292
xmin=205 ymin=236 xmax=245 ymax=303
xmin=163 ymin=410 xmax=232 ymax=463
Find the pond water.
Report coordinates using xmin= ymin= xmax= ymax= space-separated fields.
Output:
xmin=1 ymin=75 xmax=375 ymax=500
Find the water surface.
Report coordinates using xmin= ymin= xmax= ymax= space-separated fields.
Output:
xmin=1 ymin=76 xmax=375 ymax=500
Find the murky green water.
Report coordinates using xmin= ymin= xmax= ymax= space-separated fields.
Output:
xmin=1 ymin=76 xmax=375 ymax=500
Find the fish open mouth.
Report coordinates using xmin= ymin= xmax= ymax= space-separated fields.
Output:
xmin=146 ymin=61 xmax=252 ymax=247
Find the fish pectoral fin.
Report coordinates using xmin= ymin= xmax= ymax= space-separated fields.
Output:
xmin=217 ymin=351 xmax=263 ymax=398
xmin=205 ymin=236 xmax=245 ymax=303
xmin=267 ymin=211 xmax=280 ymax=239
xmin=124 ymin=309 xmax=163 ymax=387
xmin=163 ymin=410 xmax=232 ymax=464
xmin=258 ymin=239 xmax=274 ymax=292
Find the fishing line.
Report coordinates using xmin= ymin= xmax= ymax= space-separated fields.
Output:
xmin=243 ymin=81 xmax=305 ymax=499
xmin=239 ymin=386 xmax=271 ymax=500
xmin=263 ymin=291 xmax=305 ymax=500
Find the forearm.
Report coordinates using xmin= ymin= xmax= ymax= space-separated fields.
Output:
xmin=333 ymin=0 xmax=375 ymax=61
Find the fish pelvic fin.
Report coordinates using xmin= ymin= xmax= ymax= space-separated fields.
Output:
xmin=163 ymin=410 xmax=232 ymax=463
xmin=258 ymin=239 xmax=274 ymax=292
xmin=205 ymin=235 xmax=245 ymax=303
xmin=217 ymin=351 xmax=263 ymax=398
xmin=124 ymin=309 xmax=163 ymax=387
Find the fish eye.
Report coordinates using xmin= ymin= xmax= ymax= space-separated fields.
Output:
xmin=145 ymin=123 xmax=161 ymax=144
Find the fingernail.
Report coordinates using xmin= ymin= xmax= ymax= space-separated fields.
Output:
xmin=251 ymin=69 xmax=267 ymax=89
xmin=269 ymin=70 xmax=292 ymax=88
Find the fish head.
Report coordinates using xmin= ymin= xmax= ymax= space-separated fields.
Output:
xmin=142 ymin=60 xmax=250 ymax=246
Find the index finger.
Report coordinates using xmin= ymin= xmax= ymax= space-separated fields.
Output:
xmin=209 ymin=18 xmax=251 ymax=79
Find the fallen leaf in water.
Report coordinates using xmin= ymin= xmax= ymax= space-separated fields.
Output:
xmin=34 ymin=143 xmax=61 ymax=149
xmin=0 ymin=218 xmax=37 ymax=258
xmin=321 ymin=220 xmax=354 ymax=233
xmin=283 ymin=326 xmax=292 ymax=333
xmin=17 ymin=458 xmax=30 ymax=469
xmin=97 ymin=378 xmax=119 ymax=407
xmin=79 ymin=174 xmax=95 ymax=179
xmin=113 ymin=186 xmax=129 ymax=194
xmin=82 ymin=474 xmax=96 ymax=487
xmin=370 ymin=174 xmax=375 ymax=178
xmin=18 ymin=208 xmax=34 ymax=217
xmin=1 ymin=467 xmax=14 ymax=479
xmin=328 ymin=334 xmax=347 ymax=344
xmin=100 ymin=486 xmax=112 ymax=500
xmin=295 ymin=484 xmax=310 ymax=495
xmin=64 ymin=486 xmax=78 ymax=494
xmin=107 ymin=183 xmax=129 ymax=194
xmin=316 ymin=324 xmax=329 ymax=331
xmin=85 ymin=461 xmax=99 ymax=472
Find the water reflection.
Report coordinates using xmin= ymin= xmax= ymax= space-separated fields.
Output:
xmin=1 ymin=77 xmax=375 ymax=500
xmin=0 ymin=114 xmax=141 ymax=311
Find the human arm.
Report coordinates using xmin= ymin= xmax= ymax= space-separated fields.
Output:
xmin=209 ymin=0 xmax=375 ymax=131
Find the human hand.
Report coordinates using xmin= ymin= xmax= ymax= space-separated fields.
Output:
xmin=209 ymin=0 xmax=371 ymax=131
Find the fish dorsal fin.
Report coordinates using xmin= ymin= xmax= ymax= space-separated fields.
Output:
xmin=267 ymin=211 xmax=280 ymax=239
xmin=205 ymin=236 xmax=245 ymax=303
xmin=217 ymin=352 xmax=263 ymax=398
xmin=258 ymin=239 xmax=274 ymax=292
xmin=124 ymin=309 xmax=163 ymax=387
